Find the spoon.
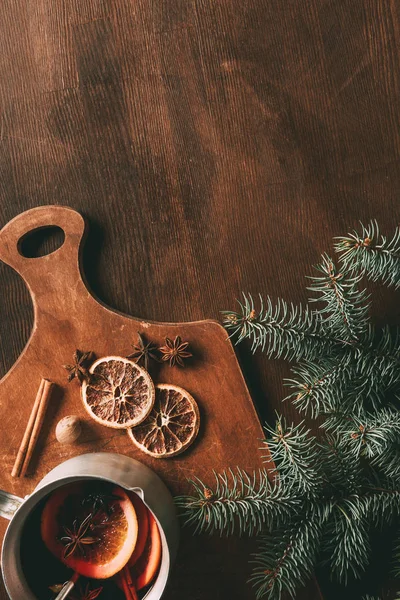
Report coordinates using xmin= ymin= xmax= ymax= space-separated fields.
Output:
xmin=53 ymin=572 xmax=79 ymax=600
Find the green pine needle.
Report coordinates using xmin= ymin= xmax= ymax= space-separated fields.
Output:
xmin=286 ymin=333 xmax=400 ymax=424
xmin=335 ymin=220 xmax=400 ymax=288
xmin=263 ymin=416 xmax=322 ymax=493
xmin=392 ymin=535 xmax=400 ymax=579
xmin=222 ymin=293 xmax=342 ymax=362
xmin=285 ymin=354 xmax=353 ymax=419
xmin=176 ymin=222 xmax=400 ymax=600
xmin=175 ymin=469 xmax=301 ymax=537
xmin=343 ymin=408 xmax=400 ymax=463
xmin=318 ymin=433 xmax=363 ymax=494
xmin=250 ymin=515 xmax=324 ymax=599
xmin=308 ymin=253 xmax=370 ymax=341
xmin=322 ymin=501 xmax=371 ymax=583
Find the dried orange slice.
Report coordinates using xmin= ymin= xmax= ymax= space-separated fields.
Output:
xmin=128 ymin=384 xmax=200 ymax=458
xmin=41 ymin=482 xmax=138 ymax=579
xmin=82 ymin=356 xmax=155 ymax=429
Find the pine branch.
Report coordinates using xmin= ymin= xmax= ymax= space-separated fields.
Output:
xmin=322 ymin=500 xmax=371 ymax=584
xmin=335 ymin=221 xmax=400 ymax=288
xmin=318 ymin=434 xmax=363 ymax=494
xmin=308 ymin=253 xmax=370 ymax=341
xmin=175 ymin=469 xmax=301 ymax=536
xmin=356 ymin=487 xmax=400 ymax=529
xmin=283 ymin=324 xmax=400 ymax=424
xmin=285 ymin=354 xmax=353 ymax=419
xmin=210 ymin=224 xmax=400 ymax=598
xmin=222 ymin=293 xmax=344 ymax=362
xmin=250 ymin=514 xmax=324 ymax=599
xmin=294 ymin=348 xmax=400 ymax=429
xmin=263 ymin=417 xmax=322 ymax=492
xmin=323 ymin=487 xmax=400 ymax=585
xmin=345 ymin=344 xmax=400 ymax=415
xmin=365 ymin=325 xmax=400 ymax=366
xmin=362 ymin=596 xmax=396 ymax=600
xmin=393 ymin=537 xmax=400 ymax=580
xmin=376 ymin=446 xmax=400 ymax=484
xmin=343 ymin=408 xmax=400 ymax=464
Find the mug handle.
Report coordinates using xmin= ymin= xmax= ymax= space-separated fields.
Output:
xmin=128 ymin=487 xmax=145 ymax=501
xmin=0 ymin=489 xmax=24 ymax=521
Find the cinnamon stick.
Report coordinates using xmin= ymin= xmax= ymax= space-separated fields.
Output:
xmin=120 ymin=567 xmax=139 ymax=600
xmin=125 ymin=567 xmax=139 ymax=600
xmin=20 ymin=378 xmax=54 ymax=477
xmin=11 ymin=378 xmax=45 ymax=478
xmin=12 ymin=378 xmax=54 ymax=478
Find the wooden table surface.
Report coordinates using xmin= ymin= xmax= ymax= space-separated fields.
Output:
xmin=1 ymin=1 xmax=399 ymax=598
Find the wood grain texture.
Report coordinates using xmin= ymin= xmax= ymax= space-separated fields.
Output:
xmin=0 ymin=0 xmax=399 ymax=598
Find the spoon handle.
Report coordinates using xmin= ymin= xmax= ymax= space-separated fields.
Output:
xmin=54 ymin=574 xmax=79 ymax=600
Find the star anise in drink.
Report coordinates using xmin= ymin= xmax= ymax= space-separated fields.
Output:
xmin=127 ymin=332 xmax=159 ymax=370
xmin=64 ymin=349 xmax=93 ymax=383
xmin=60 ymin=513 xmax=97 ymax=559
xmin=81 ymin=488 xmax=120 ymax=516
xmin=159 ymin=336 xmax=192 ymax=367
xmin=50 ymin=583 xmax=103 ymax=600
xmin=71 ymin=583 xmax=103 ymax=600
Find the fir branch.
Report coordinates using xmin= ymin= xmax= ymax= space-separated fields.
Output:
xmin=285 ymin=354 xmax=353 ymax=419
xmin=356 ymin=487 xmax=400 ymax=529
xmin=326 ymin=357 xmax=400 ymax=424
xmin=250 ymin=514 xmax=324 ymax=599
xmin=376 ymin=446 xmax=400 ymax=484
xmin=347 ymin=349 xmax=400 ymax=415
xmin=335 ymin=221 xmax=400 ymax=288
xmin=308 ymin=253 xmax=370 ymax=341
xmin=263 ymin=417 xmax=322 ymax=492
xmin=286 ymin=326 xmax=400 ymax=424
xmin=222 ymin=293 xmax=343 ymax=362
xmin=175 ymin=469 xmax=301 ymax=537
xmin=392 ymin=534 xmax=400 ymax=579
xmin=343 ymin=408 xmax=400 ymax=463
xmin=207 ymin=223 xmax=400 ymax=598
xmin=323 ymin=488 xmax=400 ymax=584
xmin=362 ymin=325 xmax=400 ymax=369
xmin=318 ymin=434 xmax=363 ymax=494
xmin=323 ymin=502 xmax=370 ymax=584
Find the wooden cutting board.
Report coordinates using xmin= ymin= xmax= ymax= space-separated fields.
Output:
xmin=0 ymin=206 xmax=320 ymax=599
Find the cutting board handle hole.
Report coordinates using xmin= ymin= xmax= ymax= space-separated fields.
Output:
xmin=18 ymin=226 xmax=65 ymax=259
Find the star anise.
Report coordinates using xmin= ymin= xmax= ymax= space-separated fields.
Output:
xmin=81 ymin=488 xmax=120 ymax=516
xmin=71 ymin=583 xmax=103 ymax=600
xmin=159 ymin=336 xmax=192 ymax=367
xmin=127 ymin=332 xmax=159 ymax=370
xmin=64 ymin=349 xmax=93 ymax=383
xmin=60 ymin=513 xmax=97 ymax=559
xmin=50 ymin=582 xmax=103 ymax=600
